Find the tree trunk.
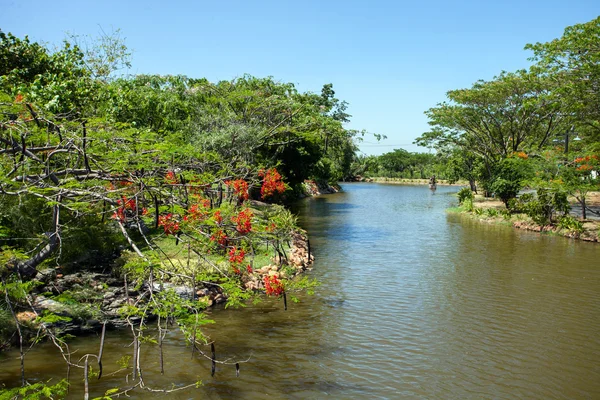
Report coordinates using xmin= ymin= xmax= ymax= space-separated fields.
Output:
xmin=580 ymin=196 xmax=587 ymax=220
xmin=469 ymin=179 xmax=477 ymax=193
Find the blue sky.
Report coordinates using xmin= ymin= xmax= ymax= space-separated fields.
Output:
xmin=1 ymin=0 xmax=598 ymax=155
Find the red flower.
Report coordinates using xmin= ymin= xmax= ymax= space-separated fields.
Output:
xmin=231 ymin=208 xmax=253 ymax=234
xmin=263 ymin=275 xmax=284 ymax=296
xmin=187 ymin=199 xmax=211 ymax=221
xmin=210 ymin=228 xmax=228 ymax=246
xmin=158 ymin=213 xmax=180 ymax=235
xmin=165 ymin=171 xmax=178 ymax=185
xmin=226 ymin=179 xmax=249 ymax=202
xmin=213 ymin=210 xmax=223 ymax=224
xmin=265 ymin=222 xmax=277 ymax=232
xmin=260 ymin=168 xmax=286 ymax=199
xmin=228 ymin=247 xmax=246 ymax=265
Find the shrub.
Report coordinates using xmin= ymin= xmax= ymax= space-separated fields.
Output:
xmin=517 ymin=188 xmax=571 ymax=226
xmin=485 ymin=208 xmax=499 ymax=217
xmin=489 ymin=156 xmax=534 ymax=206
xmin=462 ymin=198 xmax=474 ymax=212
xmin=457 ymin=187 xmax=474 ymax=205
xmin=558 ymin=215 xmax=584 ymax=234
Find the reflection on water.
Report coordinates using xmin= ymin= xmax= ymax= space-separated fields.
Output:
xmin=2 ymin=183 xmax=600 ymax=399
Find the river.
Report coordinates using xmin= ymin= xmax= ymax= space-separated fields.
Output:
xmin=2 ymin=183 xmax=600 ymax=399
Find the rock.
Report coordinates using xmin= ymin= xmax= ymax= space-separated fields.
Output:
xmin=213 ymin=294 xmax=226 ymax=304
xmin=244 ymin=278 xmax=261 ymax=290
xmin=152 ymin=282 xmax=195 ymax=300
xmin=35 ymin=268 xmax=56 ymax=283
xmin=16 ymin=311 xmax=37 ymax=323
xmin=33 ymin=296 xmax=69 ymax=315
xmin=103 ymin=290 xmax=117 ymax=300
xmin=107 ymin=298 xmax=125 ymax=310
xmin=84 ymin=319 xmax=102 ymax=330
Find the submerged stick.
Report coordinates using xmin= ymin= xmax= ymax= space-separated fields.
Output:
xmin=98 ymin=322 xmax=106 ymax=379
xmin=83 ymin=356 xmax=89 ymax=400
xmin=158 ymin=318 xmax=164 ymax=375
xmin=211 ymin=343 xmax=216 ymax=377
xmin=132 ymin=334 xmax=139 ymax=380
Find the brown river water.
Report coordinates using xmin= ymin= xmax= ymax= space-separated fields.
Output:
xmin=1 ymin=183 xmax=600 ymax=399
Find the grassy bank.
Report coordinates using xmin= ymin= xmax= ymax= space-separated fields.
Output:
xmin=449 ymin=193 xmax=600 ymax=243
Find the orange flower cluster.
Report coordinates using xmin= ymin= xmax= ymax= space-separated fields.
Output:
xmin=226 ymin=179 xmax=249 ymax=201
xmin=165 ymin=171 xmax=178 ymax=185
xmin=185 ymin=199 xmax=211 ymax=221
xmin=158 ymin=214 xmax=180 ymax=235
xmin=111 ymin=196 xmax=138 ymax=222
xmin=231 ymin=208 xmax=253 ymax=234
xmin=263 ymin=275 xmax=284 ymax=296
xmin=213 ymin=210 xmax=223 ymax=224
xmin=515 ymin=151 xmax=528 ymax=159
xmin=228 ymin=247 xmax=246 ymax=274
xmin=210 ymin=228 xmax=227 ymax=246
xmin=259 ymin=168 xmax=285 ymax=199
xmin=575 ymin=155 xmax=598 ymax=172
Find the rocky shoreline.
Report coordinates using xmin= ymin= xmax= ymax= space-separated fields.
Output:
xmin=301 ymin=180 xmax=340 ymax=196
xmin=14 ymin=231 xmax=314 ymax=337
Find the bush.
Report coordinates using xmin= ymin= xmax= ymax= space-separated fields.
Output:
xmin=558 ymin=215 xmax=584 ymax=234
xmin=457 ymin=187 xmax=474 ymax=205
xmin=489 ymin=156 xmax=534 ymax=206
xmin=485 ymin=208 xmax=499 ymax=217
xmin=516 ymin=188 xmax=571 ymax=226
xmin=462 ymin=198 xmax=474 ymax=212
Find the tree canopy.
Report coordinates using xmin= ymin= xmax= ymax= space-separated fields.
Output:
xmin=415 ymin=17 xmax=600 ymax=202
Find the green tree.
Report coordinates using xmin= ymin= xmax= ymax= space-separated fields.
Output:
xmin=526 ymin=16 xmax=600 ymax=141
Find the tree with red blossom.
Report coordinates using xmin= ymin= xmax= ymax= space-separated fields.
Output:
xmin=259 ymin=168 xmax=286 ymax=200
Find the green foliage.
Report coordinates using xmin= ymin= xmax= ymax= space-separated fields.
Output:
xmin=515 ymin=188 xmax=570 ymax=226
xmin=0 ymin=379 xmax=69 ymax=399
xmin=489 ymin=156 xmax=534 ymax=206
xmin=0 ymin=32 xmax=97 ymax=115
xmin=362 ymin=149 xmax=439 ymax=179
xmin=457 ymin=188 xmax=474 ymax=204
xmin=526 ymin=16 xmax=600 ymax=133
xmin=0 ymin=299 xmax=15 ymax=345
xmin=416 ymin=17 xmax=600 ymax=204
xmin=499 ymin=208 xmax=512 ymax=220
xmin=0 ymin=29 xmax=339 ymax=394
xmin=557 ymin=215 xmax=584 ymax=234
xmin=37 ymin=311 xmax=72 ymax=325
xmin=462 ymin=198 xmax=474 ymax=212
xmin=485 ymin=208 xmax=499 ymax=218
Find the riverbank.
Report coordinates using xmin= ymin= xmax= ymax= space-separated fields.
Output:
xmin=449 ymin=192 xmax=600 ymax=243
xmin=361 ymin=177 xmax=465 ymax=186
xmin=4 ymin=229 xmax=314 ymax=343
